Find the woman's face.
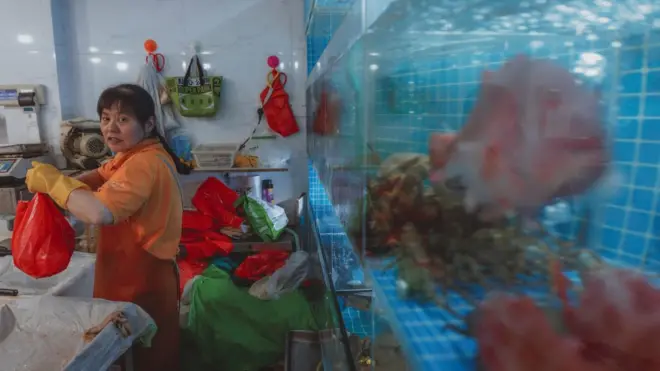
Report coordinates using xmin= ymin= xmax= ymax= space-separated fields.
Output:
xmin=100 ymin=103 xmax=154 ymax=153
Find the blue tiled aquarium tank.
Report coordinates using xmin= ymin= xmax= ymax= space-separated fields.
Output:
xmin=305 ymin=0 xmax=357 ymax=74
xmin=306 ymin=0 xmax=660 ymax=370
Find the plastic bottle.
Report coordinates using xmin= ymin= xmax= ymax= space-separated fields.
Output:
xmin=262 ymin=179 xmax=274 ymax=204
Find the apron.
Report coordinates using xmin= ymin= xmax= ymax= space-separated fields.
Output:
xmin=94 ymin=239 xmax=180 ymax=371
xmin=94 ymin=154 xmax=182 ymax=371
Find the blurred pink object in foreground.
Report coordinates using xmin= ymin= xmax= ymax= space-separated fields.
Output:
xmin=477 ymin=268 xmax=660 ymax=371
xmin=565 ymin=269 xmax=660 ymax=369
xmin=429 ymin=54 xmax=609 ymax=220
xmin=477 ymin=294 xmax=598 ymax=371
xmin=428 ymin=133 xmax=457 ymax=182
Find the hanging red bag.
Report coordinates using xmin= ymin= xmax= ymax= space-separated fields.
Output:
xmin=11 ymin=193 xmax=75 ymax=278
xmin=312 ymin=84 xmax=341 ymax=136
xmin=260 ymin=56 xmax=299 ymax=137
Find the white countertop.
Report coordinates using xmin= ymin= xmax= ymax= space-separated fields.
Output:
xmin=0 ymin=252 xmax=96 ymax=297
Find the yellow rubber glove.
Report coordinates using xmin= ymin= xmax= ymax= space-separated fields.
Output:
xmin=25 ymin=161 xmax=89 ymax=209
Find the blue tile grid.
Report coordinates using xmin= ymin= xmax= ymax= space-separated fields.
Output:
xmin=305 ymin=0 xmax=356 ymax=74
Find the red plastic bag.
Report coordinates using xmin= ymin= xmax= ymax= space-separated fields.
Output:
xmin=192 ymin=177 xmax=239 ymax=212
xmin=192 ymin=177 xmax=244 ymax=228
xmin=178 ymin=260 xmax=208 ymax=295
xmin=181 ymin=230 xmax=233 ymax=260
xmin=260 ymin=70 xmax=299 ymax=137
xmin=182 ymin=210 xmax=216 ymax=231
xmin=214 ymin=208 xmax=244 ymax=229
xmin=180 ymin=231 xmax=203 ymax=244
xmin=234 ymin=250 xmax=290 ymax=282
xmin=12 ymin=193 xmax=75 ymax=278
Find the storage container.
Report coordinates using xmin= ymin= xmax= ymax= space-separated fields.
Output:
xmin=191 ymin=143 xmax=239 ymax=169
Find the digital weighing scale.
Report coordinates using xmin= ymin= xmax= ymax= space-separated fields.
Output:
xmin=0 ymin=84 xmax=50 ymax=249
xmin=0 ymin=143 xmax=50 ymax=177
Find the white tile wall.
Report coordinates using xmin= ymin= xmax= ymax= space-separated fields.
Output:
xmin=1 ymin=0 xmax=307 ymax=200
xmin=0 ymin=0 xmax=62 ymax=148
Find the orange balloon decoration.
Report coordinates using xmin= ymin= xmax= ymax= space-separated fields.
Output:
xmin=144 ymin=39 xmax=158 ymax=54
xmin=144 ymin=39 xmax=165 ymax=72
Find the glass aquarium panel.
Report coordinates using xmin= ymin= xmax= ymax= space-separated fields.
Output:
xmin=308 ymin=0 xmax=660 ymax=370
xmin=306 ymin=197 xmax=361 ymax=370
xmin=306 ymin=0 xmax=358 ymax=75
xmin=309 ymin=163 xmax=369 ymax=290
xmin=364 ymin=295 xmax=411 ymax=371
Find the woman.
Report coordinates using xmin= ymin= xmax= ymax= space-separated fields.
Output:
xmin=26 ymin=84 xmax=189 ymax=371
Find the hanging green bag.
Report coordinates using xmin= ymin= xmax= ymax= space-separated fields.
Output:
xmin=166 ymin=55 xmax=223 ymax=117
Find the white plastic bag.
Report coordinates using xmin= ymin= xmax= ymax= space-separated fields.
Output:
xmin=136 ymin=63 xmax=183 ymax=136
xmin=249 ymin=251 xmax=310 ymax=300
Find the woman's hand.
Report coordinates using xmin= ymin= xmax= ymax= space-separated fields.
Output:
xmin=25 ymin=162 xmax=89 ymax=208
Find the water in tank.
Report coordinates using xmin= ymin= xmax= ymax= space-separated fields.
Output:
xmin=305 ymin=0 xmax=358 ymax=74
xmin=307 ymin=0 xmax=660 ymax=370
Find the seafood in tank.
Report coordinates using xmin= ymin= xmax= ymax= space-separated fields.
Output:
xmin=476 ymin=268 xmax=660 ymax=370
xmin=349 ymin=149 xmax=604 ymax=326
xmin=347 ymin=54 xmax=621 ymax=368
xmin=430 ymin=55 xmax=609 ymax=222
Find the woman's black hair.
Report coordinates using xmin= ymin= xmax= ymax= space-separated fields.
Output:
xmin=96 ymin=83 xmax=192 ymax=175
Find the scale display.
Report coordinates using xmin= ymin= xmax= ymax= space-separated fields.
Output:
xmin=0 ymin=89 xmax=18 ymax=101
xmin=0 ymin=159 xmax=17 ymax=173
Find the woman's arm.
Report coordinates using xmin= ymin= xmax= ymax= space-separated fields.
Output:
xmin=66 ymin=189 xmax=114 ymax=225
xmin=65 ymin=169 xmax=112 ymax=224
xmin=66 ymin=156 xmax=157 ymax=225
xmin=75 ymin=170 xmax=105 ymax=191
xmin=27 ymin=156 xmax=156 ymax=225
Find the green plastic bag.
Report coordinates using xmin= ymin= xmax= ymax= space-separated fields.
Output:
xmin=182 ymin=266 xmax=328 ymax=371
xmin=235 ymin=194 xmax=288 ymax=242
xmin=166 ymin=55 xmax=222 ymax=117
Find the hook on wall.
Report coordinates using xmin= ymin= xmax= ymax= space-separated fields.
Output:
xmin=144 ymin=39 xmax=158 ymax=54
